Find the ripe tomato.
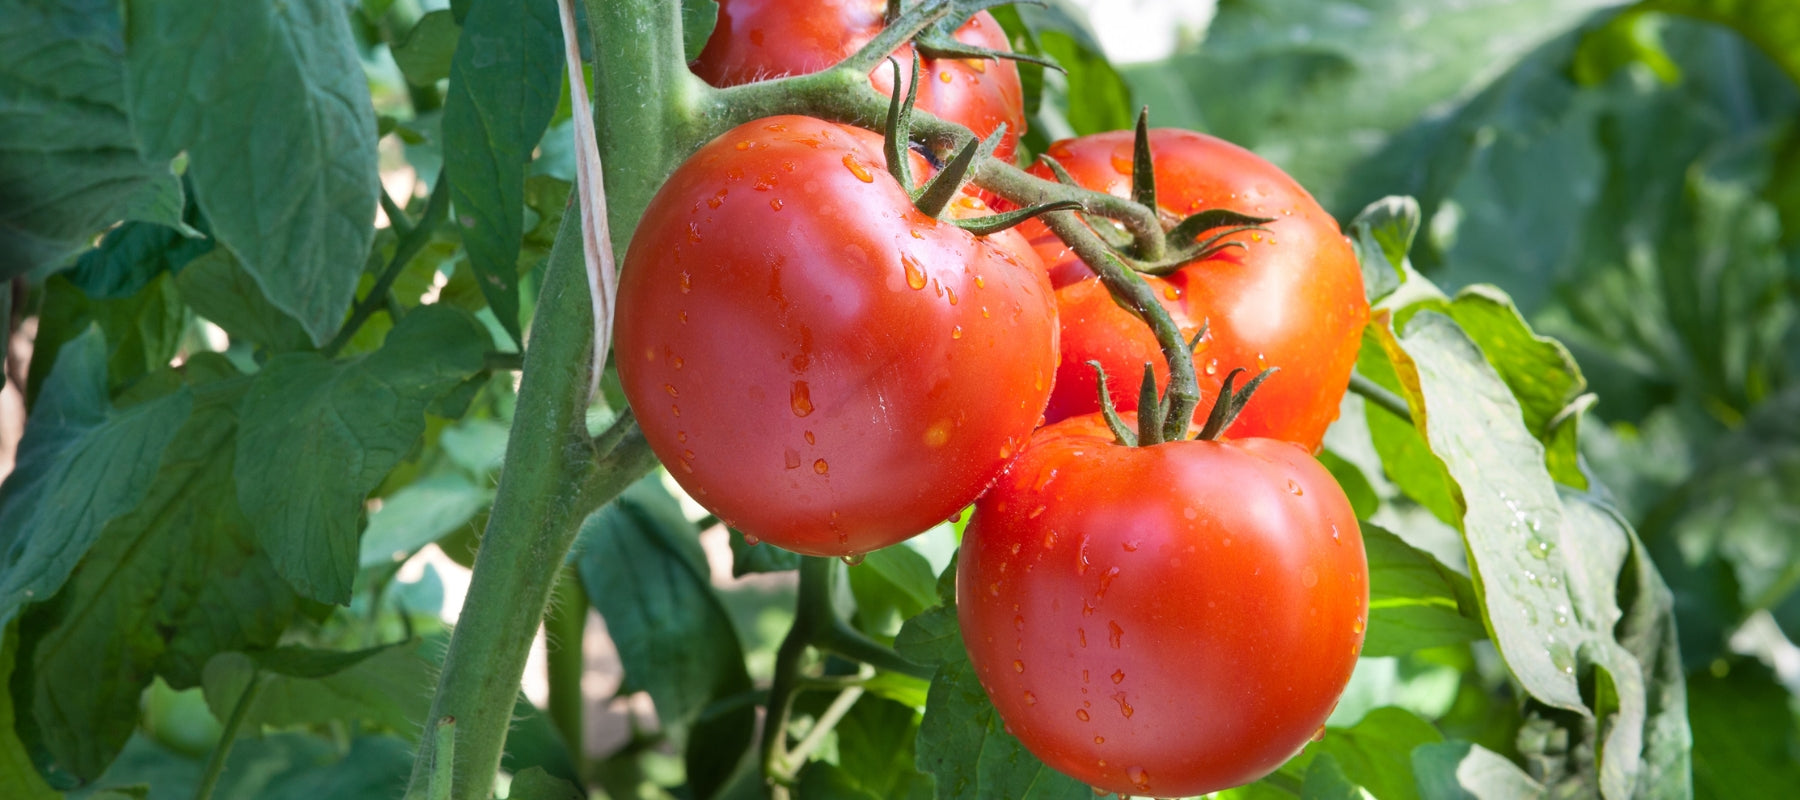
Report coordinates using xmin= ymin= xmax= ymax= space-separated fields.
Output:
xmin=958 ymin=413 xmax=1367 ymax=796
xmin=1022 ymin=129 xmax=1368 ymax=449
xmin=692 ymin=0 xmax=1027 ymax=162
xmin=615 ymin=115 xmax=1057 ymax=557
xmin=1042 ymin=273 xmax=1199 ymax=425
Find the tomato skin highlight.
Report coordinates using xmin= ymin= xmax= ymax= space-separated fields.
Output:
xmin=1021 ymin=129 xmax=1369 ymax=450
xmin=958 ymin=414 xmax=1367 ymax=797
xmin=615 ymin=116 xmax=1057 ymax=557
xmin=693 ymin=0 xmax=1027 ymax=162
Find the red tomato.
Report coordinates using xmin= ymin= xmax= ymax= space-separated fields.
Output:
xmin=692 ymin=0 xmax=1027 ymax=162
xmin=1042 ymin=273 xmax=1199 ymax=425
xmin=958 ymin=413 xmax=1367 ymax=796
xmin=615 ymin=116 xmax=1057 ymax=557
xmin=1021 ymin=129 xmax=1368 ymax=450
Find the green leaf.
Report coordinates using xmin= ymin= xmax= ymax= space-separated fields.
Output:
xmin=836 ymin=695 xmax=934 ymax=800
xmin=1362 ymin=523 xmax=1485 ymax=658
xmin=358 ymin=474 xmax=494 ymax=568
xmin=442 ymin=0 xmax=564 ymax=344
xmin=894 ymin=605 xmax=962 ymax=668
xmin=392 ymin=9 xmax=460 ymax=87
xmin=14 ymin=370 xmax=301 ymax=783
xmin=796 ymin=762 xmax=882 ymax=800
xmin=0 ymin=330 xmax=192 ymax=631
xmin=174 ymin=247 xmax=315 ymax=354
xmin=1688 ymin=659 xmax=1800 ymax=797
xmin=683 ymin=0 xmax=719 ymax=62
xmin=1300 ymin=754 xmax=1363 ymax=800
xmin=848 ymin=545 xmax=940 ymax=638
xmin=917 ymin=656 xmax=1089 ymax=800
xmin=0 ymin=0 xmax=182 ymax=279
xmin=67 ymin=217 xmax=210 ymax=301
xmin=509 ymin=766 xmax=586 ymax=800
xmin=729 ymin=526 xmax=803 ymax=576
xmin=0 ymin=626 xmax=59 ymax=800
xmin=124 ymin=0 xmax=380 ymax=345
xmin=1036 ymin=28 xmax=1133 ymax=137
xmin=1645 ymin=0 xmax=1800 ymax=87
xmin=233 ymin=306 xmax=489 ymax=604
xmin=1348 ymin=195 xmax=1420 ymax=304
xmin=1359 ymin=329 xmax=1461 ymax=530
xmin=574 ymin=476 xmax=754 ymax=796
xmin=1287 ymin=707 xmax=1446 ymax=800
xmin=1412 ymin=741 xmax=1544 ymax=799
xmin=200 ymin=641 xmax=436 ymax=740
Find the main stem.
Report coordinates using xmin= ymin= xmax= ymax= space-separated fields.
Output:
xmin=403 ymin=2 xmax=700 ymax=795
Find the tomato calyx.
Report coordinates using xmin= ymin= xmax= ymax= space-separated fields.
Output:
xmin=1196 ymin=366 xmax=1278 ymax=441
xmin=901 ymin=0 xmax=1059 ymax=70
xmin=881 ymin=58 xmax=1080 ymax=233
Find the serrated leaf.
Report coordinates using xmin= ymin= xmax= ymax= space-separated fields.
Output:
xmin=0 ymin=330 xmax=192 ymax=631
xmin=894 ymin=605 xmax=961 ymax=668
xmin=682 ymin=0 xmax=719 ymax=62
xmin=124 ymin=0 xmax=379 ymax=345
xmin=1362 ymin=523 xmax=1484 ymax=658
xmin=837 ymin=695 xmax=934 ymax=800
xmin=917 ymin=656 xmax=1089 ymax=800
xmin=14 ymin=372 xmax=301 ymax=783
xmin=392 ymin=9 xmax=460 ymax=87
xmin=1412 ymin=741 xmax=1544 ymax=800
xmin=175 ymin=247 xmax=314 ymax=354
xmin=234 ymin=307 xmax=489 ymax=604
xmin=442 ymin=0 xmax=564 ymax=344
xmin=574 ymin=476 xmax=753 ymax=796
xmin=1348 ymin=195 xmax=1419 ymax=304
xmin=0 ymin=0 xmax=183 ymax=279
xmin=849 ymin=544 xmax=940 ymax=638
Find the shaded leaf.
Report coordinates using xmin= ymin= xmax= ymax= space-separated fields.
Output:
xmin=0 ymin=626 xmax=58 ymax=800
xmin=392 ymin=9 xmax=460 ymax=87
xmin=1412 ymin=740 xmax=1544 ymax=800
xmin=1362 ymin=523 xmax=1485 ymax=658
xmin=510 ymin=767 xmax=586 ymax=800
xmin=174 ymin=247 xmax=314 ymax=354
xmin=358 ymin=474 xmax=493 ymax=569
xmin=234 ymin=306 xmax=489 ymax=604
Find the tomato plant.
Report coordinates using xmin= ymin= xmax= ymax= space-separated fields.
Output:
xmin=615 ymin=114 xmax=1056 ymax=556
xmin=1024 ymin=129 xmax=1368 ymax=449
xmin=693 ymin=0 xmax=1027 ymax=162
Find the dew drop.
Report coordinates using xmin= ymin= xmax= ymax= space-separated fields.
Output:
xmin=813 ymin=459 xmax=829 ymax=475
xmin=1311 ymin=725 xmax=1328 ymax=743
xmin=1043 ymin=530 xmax=1058 ymax=549
xmin=842 ymin=152 xmax=874 ymax=182
xmin=678 ymin=310 xmax=689 ymax=324
xmin=1077 ymin=534 xmax=1091 ymax=575
xmin=784 ymin=449 xmax=801 ymax=470
xmin=678 ymin=271 xmax=692 ymax=293
xmin=670 ymin=404 xmax=681 ymax=418
xmin=1093 ymin=735 xmax=1105 ymax=745
xmin=974 ymin=274 xmax=986 ymax=289
xmin=842 ymin=552 xmax=865 ymax=566
xmin=735 ymin=140 xmax=750 ymax=151
xmin=769 ymin=198 xmax=784 ymax=211
xmin=1204 ymin=359 xmax=1219 ymax=375
xmin=671 ymin=357 xmax=685 ymax=370
xmin=988 ymin=582 xmax=1000 ymax=597
xmin=1013 ymin=659 xmax=1025 ymax=673
xmin=743 ymin=532 xmax=760 ymax=545
xmin=1287 ymin=479 xmax=1304 ymax=496
xmin=951 ymin=325 xmax=963 ymax=340
xmin=1352 ymin=615 xmax=1366 ymax=634
xmin=1127 ymin=765 xmax=1150 ymax=790
xmin=1076 ymin=709 xmax=1090 ymax=722
xmin=804 ymin=430 xmax=815 ymax=445
xmin=1096 ymin=566 xmax=1119 ymax=599
xmin=1081 ymin=669 xmax=1090 ymax=683
xmin=1077 ymin=628 xmax=1087 ymax=648
xmin=903 ymin=253 xmax=928 ymax=290
xmin=677 ymin=431 xmax=688 ymax=443
xmin=1183 ymin=506 xmax=1197 ymax=520
xmin=1331 ymin=524 xmax=1342 ymax=544
xmin=946 ymin=286 xmax=959 ymax=305
xmin=1028 ymin=505 xmax=1047 ymax=519
xmin=957 ymin=195 xmax=987 ymax=210
xmin=1113 ymin=691 xmax=1134 ymax=718
xmin=938 ymin=70 xmax=953 ymax=83
xmin=1023 ymin=691 xmax=1037 ymax=705
xmin=1111 ymin=669 xmax=1125 ymax=685
xmin=1107 ymin=620 xmax=1123 ymax=649
xmin=1014 ymin=615 xmax=1025 ymax=631
xmin=790 ymin=381 xmax=814 ymax=417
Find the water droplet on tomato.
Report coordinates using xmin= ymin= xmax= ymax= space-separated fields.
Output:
xmin=671 ymin=357 xmax=684 ymax=370
xmin=1110 ymin=669 xmax=1125 ymax=685
xmin=676 ymin=431 xmax=687 ymax=443
xmin=663 ymin=383 xmax=679 ymax=398
xmin=1013 ymin=615 xmax=1025 ymax=631
xmin=1012 ymin=659 xmax=1025 ymax=674
xmin=946 ymin=286 xmax=958 ymax=305
xmin=1121 ymin=539 xmax=1138 ymax=552
xmin=1076 ymin=709 xmax=1090 ymax=722
xmin=1076 ymin=534 xmax=1091 ymax=575
xmin=804 ymin=430 xmax=815 ymax=445
xmin=670 ymin=404 xmax=681 ymax=418
xmin=951 ymin=325 xmax=962 ymax=340
xmin=678 ymin=271 xmax=692 ymax=293
xmin=1127 ymin=765 xmax=1150 ymax=790
xmin=784 ymin=449 xmax=801 ymax=470
xmin=678 ymin=310 xmax=689 ymax=324
xmin=1204 ymin=359 xmax=1218 ymax=375
xmin=903 ymin=253 xmax=928 ymax=290
xmin=1023 ymin=691 xmax=1037 ymax=705
xmin=1096 ymin=567 xmax=1119 ymax=599
xmin=1311 ymin=726 xmax=1328 ymax=743
xmin=1077 ymin=627 xmax=1087 ymax=648
xmin=790 ymin=381 xmax=813 ymax=416
xmin=742 ymin=532 xmax=761 ymax=546
xmin=769 ymin=198 xmax=783 ymax=211
xmin=678 ymin=458 xmax=693 ymax=474
xmin=1352 ymin=615 xmax=1366 ymax=634
xmin=938 ymin=70 xmax=953 ymax=83
xmin=1113 ymin=691 xmax=1134 ymax=718
xmin=842 ymin=153 xmax=874 ymax=182
xmin=735 ymin=140 xmax=750 ymax=150
xmin=1163 ymin=285 xmax=1179 ymax=300
xmin=989 ymin=582 xmax=1000 ymax=597
xmin=1107 ymin=621 xmax=1123 ymax=648
xmin=1332 ymin=524 xmax=1342 ymax=544
xmin=1027 ymin=505 xmax=1047 ymax=520
xmin=1287 ymin=479 xmax=1303 ymax=496
xmin=813 ymin=459 xmax=829 ymax=475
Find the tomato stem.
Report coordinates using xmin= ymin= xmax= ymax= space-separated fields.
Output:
xmin=1087 ymin=360 xmax=1139 ymax=446
xmin=193 ymin=670 xmax=263 ymax=800
xmin=1349 ymin=371 xmax=1415 ymax=422
xmin=323 ymin=169 xmax=448 ymax=357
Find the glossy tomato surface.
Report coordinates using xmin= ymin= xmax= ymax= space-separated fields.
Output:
xmin=615 ymin=115 xmax=1056 ymax=557
xmin=958 ymin=414 xmax=1367 ymax=796
xmin=1022 ymin=129 xmax=1368 ymax=449
xmin=692 ymin=0 xmax=1026 ymax=162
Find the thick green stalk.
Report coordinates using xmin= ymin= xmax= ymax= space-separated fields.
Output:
xmin=404 ymin=2 xmax=700 ymax=796
xmin=545 ymin=564 xmax=589 ymax=770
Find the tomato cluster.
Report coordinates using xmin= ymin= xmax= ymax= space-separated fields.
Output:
xmin=617 ymin=6 xmax=1370 ymax=795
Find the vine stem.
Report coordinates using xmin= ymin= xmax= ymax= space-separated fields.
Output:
xmin=192 ymin=671 xmax=263 ymax=800
xmin=1349 ymin=372 xmax=1413 ymax=421
xmin=323 ymin=170 xmax=449 ymax=358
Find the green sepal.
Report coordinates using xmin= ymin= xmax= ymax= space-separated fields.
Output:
xmin=913 ymin=124 xmax=1006 ymax=218
xmin=1086 ymin=360 xmax=1138 ymax=447
xmin=882 ymin=57 xmax=923 ymax=190
xmin=950 ymin=199 xmax=1083 ymax=236
xmin=1131 ymin=107 xmax=1156 ymax=211
xmin=1135 ymin=362 xmax=1162 ymax=446
xmin=1197 ymin=367 xmax=1278 ymax=441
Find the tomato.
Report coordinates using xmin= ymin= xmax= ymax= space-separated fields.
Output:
xmin=957 ymin=413 xmax=1367 ymax=796
xmin=615 ymin=115 xmax=1057 ymax=557
xmin=1022 ymin=129 xmax=1368 ymax=450
xmin=1042 ymin=273 xmax=1199 ymax=425
xmin=693 ymin=1 xmax=1027 ymax=163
